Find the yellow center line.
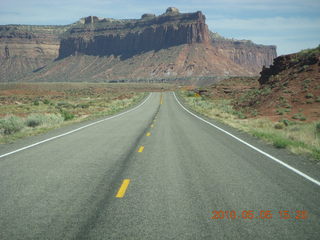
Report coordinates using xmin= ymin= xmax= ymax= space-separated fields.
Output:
xmin=116 ymin=179 xmax=130 ymax=198
xmin=146 ymin=132 xmax=151 ymax=136
xmin=160 ymin=95 xmax=163 ymax=104
xmin=138 ymin=146 xmax=145 ymax=152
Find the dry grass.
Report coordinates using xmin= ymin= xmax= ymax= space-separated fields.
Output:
xmin=179 ymin=91 xmax=320 ymax=161
xmin=0 ymin=82 xmax=148 ymax=143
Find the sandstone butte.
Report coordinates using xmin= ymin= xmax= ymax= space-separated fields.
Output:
xmin=0 ymin=7 xmax=277 ymax=85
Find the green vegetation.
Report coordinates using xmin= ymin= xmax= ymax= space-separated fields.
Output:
xmin=272 ymin=137 xmax=289 ymax=148
xmin=0 ymin=83 xmax=147 ymax=143
xmin=290 ymin=45 xmax=320 ymax=65
xmin=276 ymin=108 xmax=291 ymax=115
xmin=292 ymin=113 xmax=306 ymax=121
xmin=60 ymin=110 xmax=75 ymax=121
xmin=297 ymin=45 xmax=320 ymax=57
xmin=316 ymin=123 xmax=320 ymax=135
xmin=235 ymin=87 xmax=271 ymax=107
xmin=180 ymin=91 xmax=320 ymax=161
xmin=305 ymin=93 xmax=314 ymax=99
xmin=26 ymin=114 xmax=64 ymax=128
xmin=0 ymin=116 xmax=24 ymax=135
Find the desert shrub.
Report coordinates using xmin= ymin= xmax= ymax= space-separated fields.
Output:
xmin=313 ymin=149 xmax=320 ymax=161
xmin=273 ymin=138 xmax=289 ymax=148
xmin=25 ymin=113 xmax=64 ymax=127
xmin=26 ymin=114 xmax=43 ymax=127
xmin=43 ymin=99 xmax=50 ymax=104
xmin=299 ymin=116 xmax=306 ymax=121
xmin=77 ymin=103 xmax=89 ymax=109
xmin=0 ymin=115 xmax=24 ymax=135
xmin=292 ymin=113 xmax=306 ymax=121
xmin=57 ymin=101 xmax=73 ymax=108
xmin=276 ymin=108 xmax=290 ymax=115
xmin=261 ymin=87 xmax=272 ymax=95
xmin=61 ymin=110 xmax=74 ymax=121
xmin=276 ymin=109 xmax=284 ymax=115
xmin=305 ymin=93 xmax=313 ymax=99
xmin=298 ymin=45 xmax=320 ymax=58
xmin=316 ymin=123 xmax=320 ymax=134
xmin=33 ymin=100 xmax=40 ymax=106
xmin=274 ymin=122 xmax=285 ymax=129
xmin=250 ymin=109 xmax=258 ymax=117
xmin=283 ymin=89 xmax=293 ymax=94
xmin=46 ymin=114 xmax=64 ymax=125
xmin=280 ymin=119 xmax=295 ymax=126
xmin=283 ymin=103 xmax=292 ymax=108
xmin=186 ymin=91 xmax=195 ymax=97
xmin=235 ymin=112 xmax=247 ymax=119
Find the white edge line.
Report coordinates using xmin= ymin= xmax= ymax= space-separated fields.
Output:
xmin=0 ymin=93 xmax=153 ymax=159
xmin=173 ymin=92 xmax=320 ymax=187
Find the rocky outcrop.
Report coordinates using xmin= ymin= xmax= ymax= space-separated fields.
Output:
xmin=141 ymin=14 xmax=156 ymax=19
xmin=258 ymin=48 xmax=320 ymax=85
xmin=84 ymin=16 xmax=100 ymax=24
xmin=58 ymin=9 xmax=210 ymax=59
xmin=212 ymin=38 xmax=277 ymax=74
xmin=0 ymin=25 xmax=66 ymax=59
xmin=250 ymin=46 xmax=320 ymax=121
xmin=0 ymin=8 xmax=278 ymax=83
xmin=166 ymin=7 xmax=180 ymax=14
xmin=0 ymin=25 xmax=67 ymax=80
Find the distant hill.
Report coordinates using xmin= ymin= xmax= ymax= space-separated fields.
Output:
xmin=0 ymin=7 xmax=277 ymax=84
xmin=236 ymin=45 xmax=320 ymax=121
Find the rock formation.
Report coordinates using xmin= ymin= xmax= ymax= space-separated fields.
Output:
xmin=251 ymin=46 xmax=320 ymax=121
xmin=0 ymin=25 xmax=67 ymax=81
xmin=259 ymin=48 xmax=319 ymax=85
xmin=0 ymin=8 xmax=278 ymax=84
xmin=212 ymin=37 xmax=277 ymax=72
xmin=58 ymin=9 xmax=210 ymax=59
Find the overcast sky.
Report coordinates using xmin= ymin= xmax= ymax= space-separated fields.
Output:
xmin=0 ymin=0 xmax=319 ymax=55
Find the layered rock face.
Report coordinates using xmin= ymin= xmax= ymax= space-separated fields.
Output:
xmin=212 ymin=38 xmax=277 ymax=73
xmin=0 ymin=25 xmax=67 ymax=80
xmin=0 ymin=8 xmax=278 ymax=83
xmin=58 ymin=10 xmax=210 ymax=59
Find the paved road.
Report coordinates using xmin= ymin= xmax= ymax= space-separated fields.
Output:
xmin=0 ymin=92 xmax=319 ymax=239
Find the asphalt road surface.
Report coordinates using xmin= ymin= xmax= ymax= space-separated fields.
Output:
xmin=0 ymin=92 xmax=319 ymax=240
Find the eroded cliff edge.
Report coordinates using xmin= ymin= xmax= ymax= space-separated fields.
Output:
xmin=0 ymin=7 xmax=277 ymax=83
xmin=0 ymin=25 xmax=68 ymax=81
xmin=58 ymin=9 xmax=210 ymax=59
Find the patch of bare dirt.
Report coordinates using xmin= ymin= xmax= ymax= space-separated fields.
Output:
xmin=193 ymin=46 xmax=320 ymax=122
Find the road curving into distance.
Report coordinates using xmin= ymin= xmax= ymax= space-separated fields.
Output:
xmin=0 ymin=92 xmax=319 ymax=239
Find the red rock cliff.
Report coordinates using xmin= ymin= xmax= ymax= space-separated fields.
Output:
xmin=58 ymin=9 xmax=210 ymax=59
xmin=0 ymin=25 xmax=67 ymax=80
xmin=212 ymin=38 xmax=277 ymax=74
